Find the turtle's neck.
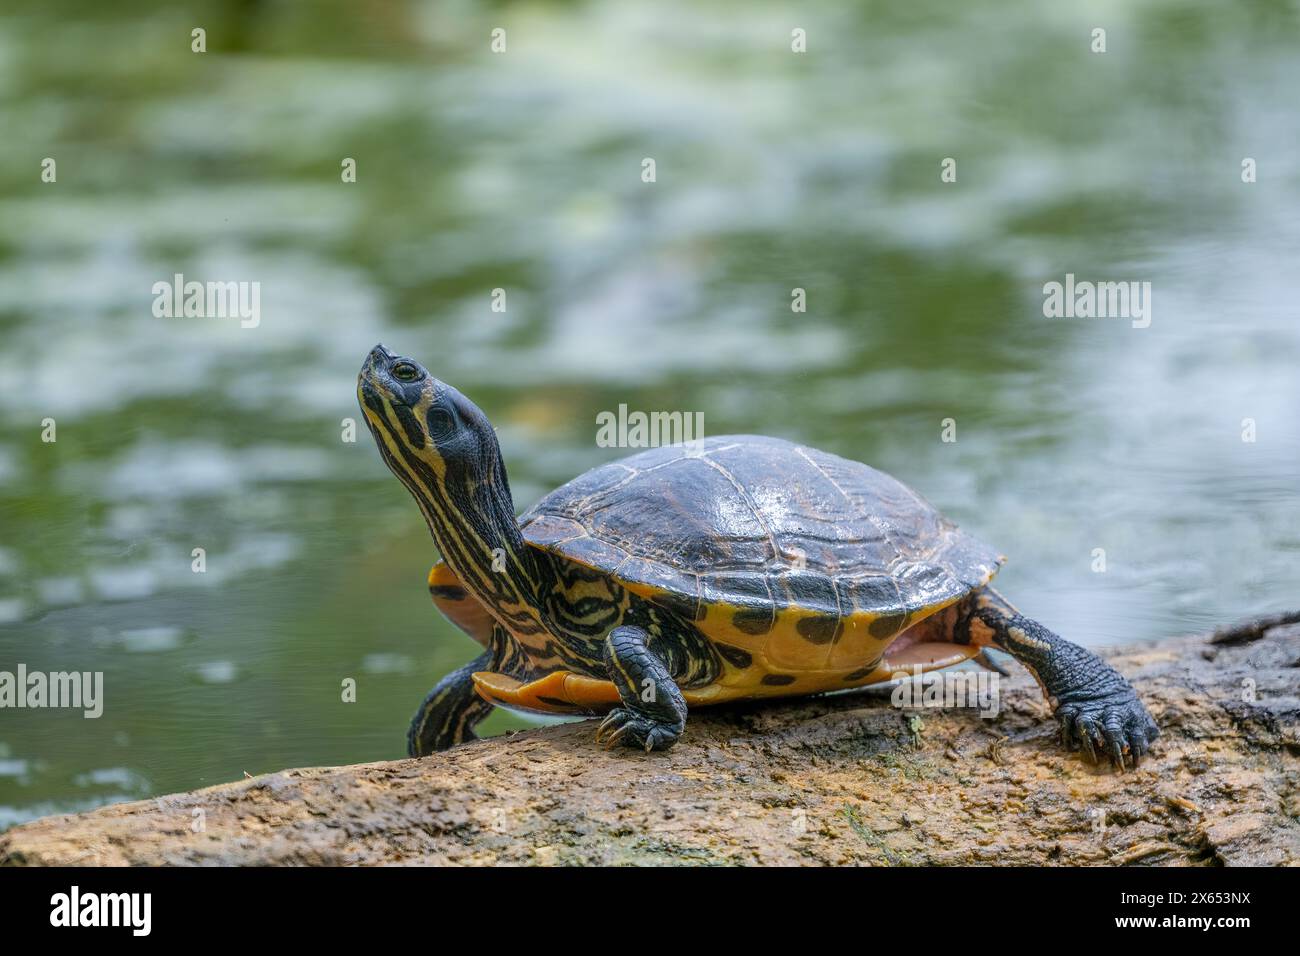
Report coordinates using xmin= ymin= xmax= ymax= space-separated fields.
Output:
xmin=410 ymin=438 xmax=553 ymax=643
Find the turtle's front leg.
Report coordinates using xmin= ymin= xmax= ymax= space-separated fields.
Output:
xmin=957 ymin=588 xmax=1159 ymax=769
xmin=595 ymin=625 xmax=687 ymax=752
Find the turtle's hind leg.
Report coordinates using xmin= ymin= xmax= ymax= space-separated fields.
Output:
xmin=408 ymin=624 xmax=526 ymax=756
xmin=953 ymin=588 xmax=1159 ymax=770
xmin=594 ymin=625 xmax=687 ymax=752
xmin=408 ymin=653 xmax=496 ymax=755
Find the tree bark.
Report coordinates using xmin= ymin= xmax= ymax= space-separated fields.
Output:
xmin=3 ymin=617 xmax=1298 ymax=866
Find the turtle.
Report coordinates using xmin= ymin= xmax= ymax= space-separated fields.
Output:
xmin=358 ymin=344 xmax=1159 ymax=769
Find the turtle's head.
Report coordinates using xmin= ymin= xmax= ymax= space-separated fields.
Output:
xmin=358 ymin=344 xmax=534 ymax=615
xmin=359 ymin=344 xmax=544 ymax=666
xmin=357 ymin=344 xmax=502 ymax=487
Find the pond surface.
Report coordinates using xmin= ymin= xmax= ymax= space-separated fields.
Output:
xmin=1 ymin=1 xmax=1297 ymax=826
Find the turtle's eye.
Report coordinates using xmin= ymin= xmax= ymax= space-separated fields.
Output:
xmin=392 ymin=363 xmax=420 ymax=382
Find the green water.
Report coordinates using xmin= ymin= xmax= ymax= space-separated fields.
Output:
xmin=1 ymin=1 xmax=1297 ymax=827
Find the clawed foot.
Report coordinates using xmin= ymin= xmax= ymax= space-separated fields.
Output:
xmin=593 ymin=707 xmax=682 ymax=752
xmin=1055 ymin=690 xmax=1159 ymax=771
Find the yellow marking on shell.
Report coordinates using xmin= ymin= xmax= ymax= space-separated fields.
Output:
xmin=682 ymin=600 xmax=859 ymax=671
xmin=568 ymin=551 xmax=976 ymax=670
xmin=823 ymin=613 xmax=881 ymax=670
xmin=681 ymin=592 xmax=963 ymax=675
